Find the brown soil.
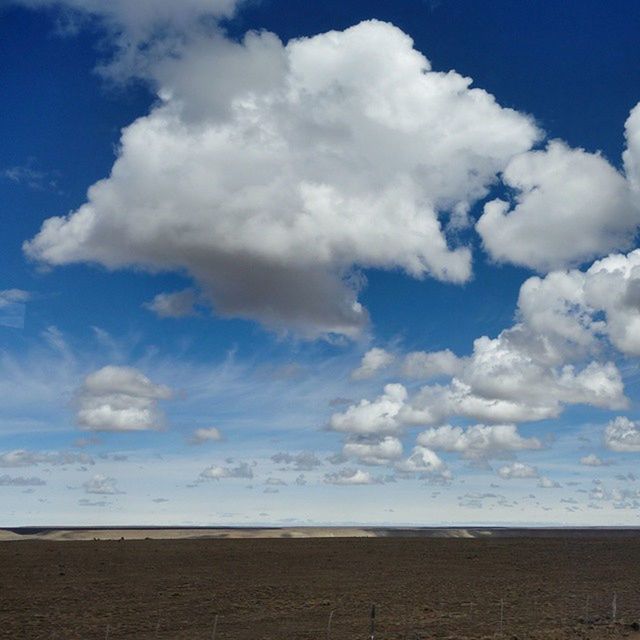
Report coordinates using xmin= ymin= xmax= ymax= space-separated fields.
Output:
xmin=2 ymin=535 xmax=640 ymax=639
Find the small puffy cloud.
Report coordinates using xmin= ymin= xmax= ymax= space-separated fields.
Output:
xmin=477 ymin=140 xmax=637 ymax=272
xmin=78 ymin=498 xmax=111 ymax=507
xmin=416 ymin=424 xmax=541 ymax=460
xmin=351 ymin=348 xmax=395 ymax=380
xmin=200 ymin=461 xmax=254 ymax=480
xmin=83 ymin=474 xmax=122 ymax=495
xmin=0 ymin=449 xmax=94 ymax=467
xmin=329 ymin=383 xmax=406 ymax=435
xmin=0 ymin=474 xmax=46 ymax=486
xmin=144 ymin=288 xmax=199 ymax=318
xmin=24 ymin=20 xmax=539 ymax=338
xmin=497 ymin=462 xmax=539 ymax=479
xmin=76 ymin=365 xmax=173 ymax=432
xmin=402 ymin=349 xmax=462 ymax=379
xmin=538 ymin=476 xmax=561 ymax=489
xmin=342 ymin=436 xmax=403 ymax=465
xmin=580 ymin=453 xmax=609 ymax=467
xmin=604 ymin=416 xmax=640 ymax=452
xmin=395 ymin=445 xmax=447 ymax=476
xmin=265 ymin=477 xmax=286 ymax=486
xmin=188 ymin=427 xmax=223 ymax=445
xmin=323 ymin=468 xmax=378 ymax=485
xmin=271 ymin=451 xmax=322 ymax=471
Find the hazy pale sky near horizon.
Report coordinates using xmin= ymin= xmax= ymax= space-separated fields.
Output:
xmin=2 ymin=0 xmax=640 ymax=526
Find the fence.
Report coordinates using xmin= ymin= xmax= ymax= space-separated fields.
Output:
xmin=34 ymin=590 xmax=640 ymax=640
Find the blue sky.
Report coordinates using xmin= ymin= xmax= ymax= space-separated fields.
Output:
xmin=2 ymin=0 xmax=640 ymax=526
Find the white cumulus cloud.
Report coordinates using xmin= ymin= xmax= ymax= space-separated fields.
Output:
xmin=538 ymin=476 xmax=561 ymax=489
xmin=188 ymin=427 xmax=222 ymax=445
xmin=342 ymin=436 xmax=403 ymax=465
xmin=76 ymin=365 xmax=173 ymax=432
xmin=83 ymin=473 xmax=122 ymax=495
xmin=200 ymin=461 xmax=254 ymax=480
xmin=145 ymin=289 xmax=199 ymax=318
xmin=518 ymin=249 xmax=640 ymax=356
xmin=395 ymin=445 xmax=448 ymax=477
xmin=323 ymin=468 xmax=378 ymax=485
xmin=402 ymin=349 xmax=462 ymax=379
xmin=351 ymin=348 xmax=395 ymax=380
xmin=604 ymin=416 xmax=640 ymax=452
xmin=580 ymin=453 xmax=610 ymax=467
xmin=477 ymin=140 xmax=638 ymax=272
xmin=417 ymin=423 xmax=542 ymax=460
xmin=497 ymin=462 xmax=539 ymax=479
xmin=329 ymin=383 xmax=407 ymax=435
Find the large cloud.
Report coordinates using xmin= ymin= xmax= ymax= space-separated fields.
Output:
xmin=24 ymin=20 xmax=539 ymax=338
xmin=333 ymin=256 xmax=630 ymax=429
xmin=399 ymin=326 xmax=624 ymax=426
xmin=76 ymin=365 xmax=173 ymax=431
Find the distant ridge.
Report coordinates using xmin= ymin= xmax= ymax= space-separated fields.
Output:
xmin=2 ymin=526 xmax=640 ymax=541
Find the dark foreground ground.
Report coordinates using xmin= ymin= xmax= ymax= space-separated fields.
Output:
xmin=3 ymin=535 xmax=640 ymax=640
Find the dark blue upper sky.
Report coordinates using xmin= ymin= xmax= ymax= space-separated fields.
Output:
xmin=3 ymin=0 xmax=640 ymax=356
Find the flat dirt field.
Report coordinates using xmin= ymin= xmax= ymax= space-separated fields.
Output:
xmin=3 ymin=533 xmax=640 ymax=640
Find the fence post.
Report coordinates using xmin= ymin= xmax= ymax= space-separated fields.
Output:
xmin=211 ymin=613 xmax=219 ymax=640
xmin=369 ymin=604 xmax=376 ymax=640
xmin=612 ymin=593 xmax=617 ymax=624
xmin=585 ymin=595 xmax=590 ymax=623
xmin=326 ymin=609 xmax=334 ymax=640
xmin=499 ymin=599 xmax=504 ymax=636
